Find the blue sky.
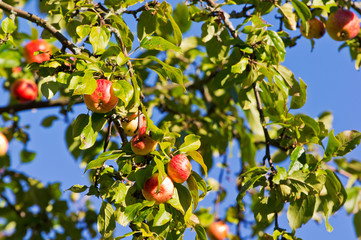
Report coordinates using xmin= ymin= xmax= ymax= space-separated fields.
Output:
xmin=2 ymin=0 xmax=361 ymax=239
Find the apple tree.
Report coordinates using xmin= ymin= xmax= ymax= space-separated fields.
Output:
xmin=1 ymin=0 xmax=361 ymax=239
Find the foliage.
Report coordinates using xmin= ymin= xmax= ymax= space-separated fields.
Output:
xmin=0 ymin=0 xmax=361 ymax=239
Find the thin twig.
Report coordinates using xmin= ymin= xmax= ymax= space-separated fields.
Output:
xmin=0 ymin=98 xmax=83 ymax=114
xmin=111 ymin=114 xmax=128 ymax=144
xmin=204 ymin=0 xmax=238 ymax=38
xmin=252 ymin=83 xmax=276 ymax=173
xmin=0 ymin=193 xmax=24 ymax=218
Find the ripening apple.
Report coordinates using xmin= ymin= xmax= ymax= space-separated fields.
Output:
xmin=0 ymin=132 xmax=8 ymax=157
xmin=12 ymin=67 xmax=22 ymax=74
xmin=24 ymin=39 xmax=52 ymax=63
xmin=142 ymin=173 xmax=174 ymax=204
xmin=300 ymin=18 xmax=326 ymax=39
xmin=83 ymin=79 xmax=119 ymax=113
xmin=10 ymin=79 xmax=38 ymax=104
xmin=326 ymin=9 xmax=360 ymax=41
xmin=130 ymin=134 xmax=158 ymax=156
xmin=207 ymin=221 xmax=229 ymax=240
xmin=121 ymin=112 xmax=147 ymax=136
xmin=167 ymin=154 xmax=192 ymax=183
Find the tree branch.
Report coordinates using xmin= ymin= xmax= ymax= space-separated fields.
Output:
xmin=0 ymin=98 xmax=83 ymax=114
xmin=204 ymin=0 xmax=238 ymax=38
xmin=252 ymin=83 xmax=276 ymax=173
xmin=0 ymin=1 xmax=80 ymax=54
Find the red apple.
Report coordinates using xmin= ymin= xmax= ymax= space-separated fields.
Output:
xmin=207 ymin=221 xmax=229 ymax=240
xmin=121 ymin=112 xmax=147 ymax=136
xmin=83 ymin=79 xmax=119 ymax=113
xmin=130 ymin=134 xmax=158 ymax=156
xmin=24 ymin=39 xmax=52 ymax=63
xmin=326 ymin=9 xmax=360 ymax=41
xmin=12 ymin=67 xmax=22 ymax=74
xmin=0 ymin=132 xmax=8 ymax=157
xmin=142 ymin=173 xmax=174 ymax=204
xmin=300 ymin=18 xmax=326 ymax=39
xmin=167 ymin=154 xmax=192 ymax=183
xmin=10 ymin=79 xmax=38 ymax=104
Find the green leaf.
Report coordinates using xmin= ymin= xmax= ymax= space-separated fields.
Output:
xmin=188 ymin=151 xmax=208 ymax=179
xmin=287 ymin=194 xmax=316 ymax=230
xmin=187 ymin=174 xmax=199 ymax=211
xmin=290 ymin=78 xmax=307 ymax=109
xmin=194 ymin=225 xmax=207 ymax=240
xmin=40 ymin=76 xmax=60 ymax=99
xmin=112 ymin=80 xmax=134 ymax=106
xmin=273 ymin=167 xmax=287 ymax=184
xmin=66 ymin=184 xmax=88 ymax=193
xmin=231 ymin=58 xmax=248 ymax=74
xmin=191 ymin=171 xmax=208 ymax=199
xmin=324 ymin=169 xmax=347 ymax=213
xmin=140 ymin=36 xmax=181 ymax=52
xmin=147 ymin=56 xmax=184 ymax=87
xmin=73 ymin=114 xmax=89 ymax=137
xmin=84 ymin=150 xmax=123 ymax=173
xmin=90 ymin=26 xmax=110 ymax=54
xmin=79 ymin=117 xmax=98 ymax=150
xmin=335 ymin=130 xmax=361 ymax=156
xmin=266 ymin=30 xmax=286 ymax=63
xmin=166 ymin=12 xmax=182 ymax=46
xmin=97 ymin=201 xmax=116 ymax=237
xmin=153 ymin=155 xmax=167 ymax=187
xmin=70 ymin=71 xmax=97 ymax=95
xmin=291 ymin=0 xmax=312 ymax=24
xmin=137 ymin=11 xmax=156 ymax=41
xmin=278 ymin=3 xmax=297 ymax=30
xmin=91 ymin=113 xmax=107 ymax=132
xmin=153 ymin=204 xmax=172 ymax=226
xmin=1 ymin=18 xmax=16 ymax=34
xmin=20 ymin=149 xmax=36 ymax=163
xmin=354 ymin=211 xmax=361 ymax=239
xmin=41 ymin=115 xmax=58 ymax=128
xmin=324 ymin=129 xmax=340 ymax=161
xmin=76 ymin=25 xmax=91 ymax=40
xmin=178 ymin=134 xmax=201 ymax=153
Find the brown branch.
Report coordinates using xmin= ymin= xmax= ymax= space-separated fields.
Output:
xmin=111 ymin=114 xmax=128 ymax=144
xmin=0 ymin=1 xmax=79 ymax=54
xmin=0 ymin=193 xmax=24 ymax=218
xmin=0 ymin=98 xmax=83 ymax=114
xmin=204 ymin=0 xmax=238 ymax=38
xmin=252 ymin=83 xmax=276 ymax=173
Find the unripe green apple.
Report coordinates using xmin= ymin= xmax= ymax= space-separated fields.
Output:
xmin=167 ymin=154 xmax=192 ymax=183
xmin=10 ymin=79 xmax=38 ymax=104
xmin=0 ymin=132 xmax=8 ymax=157
xmin=24 ymin=39 xmax=52 ymax=63
xmin=83 ymin=79 xmax=119 ymax=113
xmin=130 ymin=134 xmax=158 ymax=156
xmin=207 ymin=221 xmax=229 ymax=240
xmin=326 ymin=9 xmax=360 ymax=41
xmin=121 ymin=112 xmax=147 ymax=136
xmin=300 ymin=18 xmax=326 ymax=39
xmin=142 ymin=173 xmax=174 ymax=204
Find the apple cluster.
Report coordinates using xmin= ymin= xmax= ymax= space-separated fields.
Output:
xmin=82 ymin=82 xmax=193 ymax=204
xmin=10 ymin=39 xmax=52 ymax=104
xmin=300 ymin=8 xmax=360 ymax=41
